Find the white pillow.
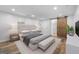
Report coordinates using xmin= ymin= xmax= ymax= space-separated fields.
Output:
xmin=38 ymin=37 xmax=55 ymax=51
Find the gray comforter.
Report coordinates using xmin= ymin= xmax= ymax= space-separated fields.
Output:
xmin=23 ymin=33 xmax=42 ymax=46
xmin=30 ymin=34 xmax=51 ymax=44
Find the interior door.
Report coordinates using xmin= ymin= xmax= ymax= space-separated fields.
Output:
xmin=56 ymin=16 xmax=67 ymax=54
xmin=57 ymin=16 xmax=67 ymax=38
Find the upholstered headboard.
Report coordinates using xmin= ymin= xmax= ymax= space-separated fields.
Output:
xmin=18 ymin=24 xmax=41 ymax=33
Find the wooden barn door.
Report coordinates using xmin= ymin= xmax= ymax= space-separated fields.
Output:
xmin=57 ymin=16 xmax=67 ymax=38
xmin=56 ymin=16 xmax=67 ymax=54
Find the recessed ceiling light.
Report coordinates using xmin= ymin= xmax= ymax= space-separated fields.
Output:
xmin=11 ymin=8 xmax=15 ymax=11
xmin=31 ymin=14 xmax=35 ymax=17
xmin=53 ymin=6 xmax=57 ymax=10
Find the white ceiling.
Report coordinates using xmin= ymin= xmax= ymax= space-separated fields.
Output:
xmin=0 ymin=5 xmax=77 ymax=19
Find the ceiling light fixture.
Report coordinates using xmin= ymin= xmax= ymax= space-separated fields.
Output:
xmin=11 ymin=8 xmax=15 ymax=11
xmin=31 ymin=14 xmax=35 ymax=17
xmin=53 ymin=6 xmax=57 ymax=10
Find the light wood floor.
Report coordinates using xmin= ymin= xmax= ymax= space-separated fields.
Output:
xmin=0 ymin=37 xmax=66 ymax=54
xmin=54 ymin=38 xmax=66 ymax=54
xmin=0 ymin=41 xmax=20 ymax=54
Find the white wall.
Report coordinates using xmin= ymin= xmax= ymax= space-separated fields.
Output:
xmin=40 ymin=20 xmax=51 ymax=34
xmin=39 ymin=18 xmax=57 ymax=35
xmin=0 ymin=12 xmax=40 ymax=42
xmin=0 ymin=13 xmax=18 ymax=42
xmin=51 ymin=19 xmax=57 ymax=36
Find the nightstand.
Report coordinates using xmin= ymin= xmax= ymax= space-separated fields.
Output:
xmin=9 ymin=33 xmax=20 ymax=42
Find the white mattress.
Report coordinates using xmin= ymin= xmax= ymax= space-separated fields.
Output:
xmin=38 ymin=37 xmax=55 ymax=50
xmin=29 ymin=43 xmax=38 ymax=51
xmin=15 ymin=37 xmax=61 ymax=54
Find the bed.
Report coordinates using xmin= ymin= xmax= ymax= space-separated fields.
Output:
xmin=17 ymin=24 xmax=61 ymax=54
xmin=15 ymin=36 xmax=61 ymax=54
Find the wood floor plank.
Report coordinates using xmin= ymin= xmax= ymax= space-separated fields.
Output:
xmin=0 ymin=41 xmax=20 ymax=54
